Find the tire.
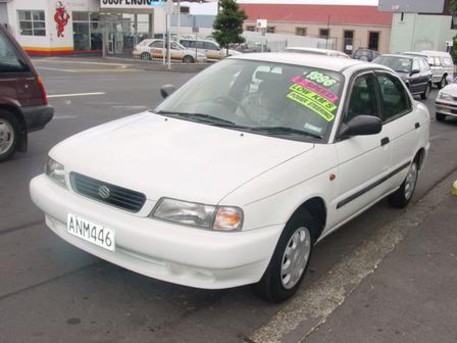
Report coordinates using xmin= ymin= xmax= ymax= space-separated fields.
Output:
xmin=437 ymin=76 xmax=446 ymax=89
xmin=436 ymin=112 xmax=446 ymax=122
xmin=420 ymin=83 xmax=431 ymax=100
xmin=182 ymin=55 xmax=194 ymax=63
xmin=388 ymin=159 xmax=419 ymax=208
xmin=0 ymin=110 xmax=19 ymax=162
xmin=252 ymin=210 xmax=317 ymax=303
xmin=140 ymin=52 xmax=150 ymax=61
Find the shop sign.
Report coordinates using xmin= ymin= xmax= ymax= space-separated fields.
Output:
xmin=100 ymin=0 xmax=166 ymax=10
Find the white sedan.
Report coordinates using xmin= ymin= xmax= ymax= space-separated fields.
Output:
xmin=435 ymin=76 xmax=457 ymax=122
xmin=30 ymin=53 xmax=430 ymax=303
xmin=132 ymin=39 xmax=207 ymax=63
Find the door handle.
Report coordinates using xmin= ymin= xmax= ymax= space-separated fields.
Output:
xmin=415 ymin=122 xmax=420 ymax=129
xmin=381 ymin=137 xmax=390 ymax=146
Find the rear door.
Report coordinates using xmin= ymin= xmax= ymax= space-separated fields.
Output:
xmin=374 ymin=71 xmax=417 ymax=190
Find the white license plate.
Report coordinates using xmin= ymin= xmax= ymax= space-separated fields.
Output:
xmin=67 ymin=213 xmax=115 ymax=252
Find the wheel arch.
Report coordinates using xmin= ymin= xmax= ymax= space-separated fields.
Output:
xmin=414 ymin=147 xmax=427 ymax=171
xmin=287 ymin=197 xmax=327 ymax=242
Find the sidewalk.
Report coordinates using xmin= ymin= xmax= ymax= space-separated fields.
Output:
xmin=304 ymin=173 xmax=457 ymax=343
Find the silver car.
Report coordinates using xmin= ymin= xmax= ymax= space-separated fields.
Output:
xmin=435 ymin=76 xmax=457 ymax=122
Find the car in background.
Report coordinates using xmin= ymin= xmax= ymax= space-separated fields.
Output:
xmin=282 ymin=47 xmax=350 ymax=58
xmin=0 ymin=24 xmax=53 ymax=162
xmin=30 ymin=52 xmax=430 ymax=303
xmin=179 ymin=38 xmax=241 ymax=62
xmin=132 ymin=39 xmax=206 ymax=63
xmin=232 ymin=42 xmax=271 ymax=53
xmin=402 ymin=51 xmax=454 ymax=89
xmin=352 ymin=48 xmax=380 ymax=61
xmin=373 ymin=54 xmax=432 ymax=99
xmin=435 ymin=76 xmax=457 ymax=122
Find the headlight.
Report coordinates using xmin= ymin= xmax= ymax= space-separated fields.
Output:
xmin=45 ymin=156 xmax=66 ymax=187
xmin=151 ymin=198 xmax=243 ymax=231
xmin=437 ymin=92 xmax=453 ymax=101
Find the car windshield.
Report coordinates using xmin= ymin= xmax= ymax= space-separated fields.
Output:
xmin=153 ymin=59 xmax=344 ymax=142
xmin=375 ymin=56 xmax=412 ymax=73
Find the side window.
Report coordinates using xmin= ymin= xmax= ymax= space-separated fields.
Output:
xmin=170 ymin=42 xmax=180 ymax=50
xmin=149 ymin=41 xmax=162 ymax=48
xmin=180 ymin=40 xmax=190 ymax=48
xmin=204 ymin=42 xmax=217 ymax=50
xmin=419 ymin=59 xmax=429 ymax=72
xmin=412 ymin=59 xmax=419 ymax=71
xmin=195 ymin=41 xmax=205 ymax=49
xmin=376 ymin=73 xmax=411 ymax=122
xmin=346 ymin=74 xmax=379 ymax=122
xmin=434 ymin=57 xmax=442 ymax=66
xmin=0 ymin=32 xmax=28 ymax=73
xmin=443 ymin=57 xmax=453 ymax=66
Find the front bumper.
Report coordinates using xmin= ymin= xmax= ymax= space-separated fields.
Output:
xmin=22 ymin=104 xmax=54 ymax=132
xmin=435 ymin=100 xmax=457 ymax=118
xmin=30 ymin=174 xmax=282 ymax=289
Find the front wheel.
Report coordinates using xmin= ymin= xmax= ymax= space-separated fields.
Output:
xmin=140 ymin=52 xmax=151 ymax=61
xmin=437 ymin=76 xmax=447 ymax=89
xmin=388 ymin=160 xmax=419 ymax=208
xmin=252 ymin=210 xmax=316 ymax=303
xmin=0 ymin=110 xmax=19 ymax=162
xmin=436 ymin=112 xmax=446 ymax=122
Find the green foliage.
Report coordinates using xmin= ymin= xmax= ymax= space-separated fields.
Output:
xmin=212 ymin=0 xmax=247 ymax=49
xmin=451 ymin=0 xmax=457 ymax=14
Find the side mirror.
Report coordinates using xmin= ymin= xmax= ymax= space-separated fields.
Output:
xmin=410 ymin=69 xmax=420 ymax=76
xmin=160 ymin=84 xmax=176 ymax=99
xmin=339 ymin=115 xmax=382 ymax=137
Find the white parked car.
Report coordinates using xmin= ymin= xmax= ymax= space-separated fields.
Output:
xmin=435 ymin=76 xmax=457 ymax=122
xmin=132 ymin=39 xmax=206 ymax=63
xmin=30 ymin=53 xmax=430 ymax=303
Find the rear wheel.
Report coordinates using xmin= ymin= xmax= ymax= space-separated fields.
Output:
xmin=182 ymin=55 xmax=194 ymax=63
xmin=436 ymin=112 xmax=446 ymax=122
xmin=420 ymin=83 xmax=431 ymax=100
xmin=0 ymin=110 xmax=19 ymax=162
xmin=252 ymin=209 xmax=316 ymax=303
xmin=388 ymin=159 xmax=419 ymax=208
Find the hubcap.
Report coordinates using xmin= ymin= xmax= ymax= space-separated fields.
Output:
xmin=404 ymin=162 xmax=418 ymax=200
xmin=0 ymin=119 xmax=14 ymax=154
xmin=280 ymin=227 xmax=311 ymax=289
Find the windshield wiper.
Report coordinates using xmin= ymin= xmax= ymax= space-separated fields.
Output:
xmin=249 ymin=126 xmax=323 ymax=139
xmin=156 ymin=110 xmax=237 ymax=125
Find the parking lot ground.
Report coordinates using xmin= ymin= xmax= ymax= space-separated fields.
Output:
xmin=251 ymin=169 xmax=457 ymax=343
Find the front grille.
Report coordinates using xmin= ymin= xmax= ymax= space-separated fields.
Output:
xmin=70 ymin=173 xmax=146 ymax=212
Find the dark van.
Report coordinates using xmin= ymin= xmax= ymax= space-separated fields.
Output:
xmin=0 ymin=24 xmax=53 ymax=162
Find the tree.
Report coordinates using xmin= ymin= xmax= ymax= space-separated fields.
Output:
xmin=212 ymin=0 xmax=247 ymax=54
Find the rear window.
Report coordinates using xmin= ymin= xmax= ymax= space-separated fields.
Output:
xmin=0 ymin=30 xmax=28 ymax=73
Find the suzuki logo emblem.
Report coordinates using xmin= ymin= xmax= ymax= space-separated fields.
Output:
xmin=98 ymin=185 xmax=111 ymax=199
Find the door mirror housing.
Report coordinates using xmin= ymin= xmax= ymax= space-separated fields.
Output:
xmin=160 ymin=84 xmax=176 ymax=99
xmin=339 ymin=115 xmax=382 ymax=138
xmin=410 ymin=69 xmax=420 ymax=76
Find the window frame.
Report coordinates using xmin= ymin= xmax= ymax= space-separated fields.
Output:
xmin=374 ymin=71 xmax=412 ymax=124
xmin=17 ymin=10 xmax=46 ymax=37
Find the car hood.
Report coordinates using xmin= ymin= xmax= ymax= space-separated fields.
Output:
xmin=440 ymin=83 xmax=457 ymax=97
xmin=51 ymin=112 xmax=314 ymax=204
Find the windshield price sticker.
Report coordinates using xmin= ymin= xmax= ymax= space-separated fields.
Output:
xmin=291 ymin=76 xmax=338 ymax=103
xmin=67 ymin=213 xmax=115 ymax=252
xmin=287 ymin=91 xmax=335 ymax=122
xmin=289 ymin=84 xmax=337 ymax=112
xmin=305 ymin=71 xmax=338 ymax=88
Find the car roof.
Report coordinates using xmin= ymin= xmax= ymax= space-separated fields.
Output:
xmin=284 ymin=47 xmax=341 ymax=54
xmin=230 ymin=52 xmax=383 ymax=73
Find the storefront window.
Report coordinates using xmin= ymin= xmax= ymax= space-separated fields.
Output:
xmin=18 ymin=10 xmax=46 ymax=36
xmin=73 ymin=11 xmax=102 ymax=51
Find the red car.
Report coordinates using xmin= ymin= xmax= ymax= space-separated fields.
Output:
xmin=0 ymin=24 xmax=54 ymax=162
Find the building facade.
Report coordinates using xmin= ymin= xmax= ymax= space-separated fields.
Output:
xmin=239 ymin=3 xmax=393 ymax=54
xmin=389 ymin=0 xmax=457 ymax=53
